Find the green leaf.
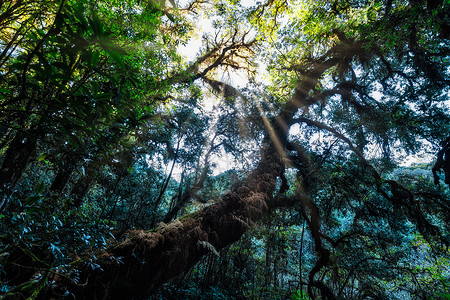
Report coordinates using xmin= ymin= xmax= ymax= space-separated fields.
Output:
xmin=89 ymin=14 xmax=104 ymax=36
xmin=50 ymin=243 xmax=63 ymax=255
xmin=24 ymin=196 xmax=41 ymax=206
xmin=94 ymin=93 xmax=113 ymax=100
xmin=100 ymin=42 xmax=127 ymax=70
xmin=164 ymin=12 xmax=175 ymax=22
xmin=73 ymin=3 xmax=89 ymax=31
xmin=36 ymin=182 xmax=45 ymax=194
xmin=38 ymin=154 xmax=48 ymax=162
xmin=90 ymin=50 xmax=100 ymax=67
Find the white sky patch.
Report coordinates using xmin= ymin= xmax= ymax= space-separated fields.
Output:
xmin=370 ymin=82 xmax=383 ymax=101
xmin=177 ymin=17 xmax=208 ymax=62
xmin=210 ymin=152 xmax=236 ymax=175
xmin=240 ymin=0 xmax=260 ymax=8
xmin=398 ymin=139 xmax=436 ymax=167
xmin=165 ymin=146 xmax=237 ymax=182
xmin=399 ymin=153 xmax=434 ymax=167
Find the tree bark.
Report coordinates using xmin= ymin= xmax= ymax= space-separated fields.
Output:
xmin=69 ymin=173 xmax=92 ymax=207
xmin=47 ymin=158 xmax=76 ymax=201
xmin=0 ymin=132 xmax=37 ymax=211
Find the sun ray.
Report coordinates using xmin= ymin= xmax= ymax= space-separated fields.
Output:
xmin=255 ymin=100 xmax=286 ymax=161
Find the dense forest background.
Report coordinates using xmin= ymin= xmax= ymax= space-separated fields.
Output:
xmin=0 ymin=0 xmax=449 ymax=299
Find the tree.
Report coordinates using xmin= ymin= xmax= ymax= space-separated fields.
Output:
xmin=0 ymin=0 xmax=449 ymax=299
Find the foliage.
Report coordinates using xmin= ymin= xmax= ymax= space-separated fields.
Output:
xmin=0 ymin=0 xmax=449 ymax=298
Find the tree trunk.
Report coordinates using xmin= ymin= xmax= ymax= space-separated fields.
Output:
xmin=69 ymin=174 xmax=91 ymax=207
xmin=47 ymin=158 xmax=76 ymax=201
xmin=0 ymin=132 xmax=37 ymax=211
